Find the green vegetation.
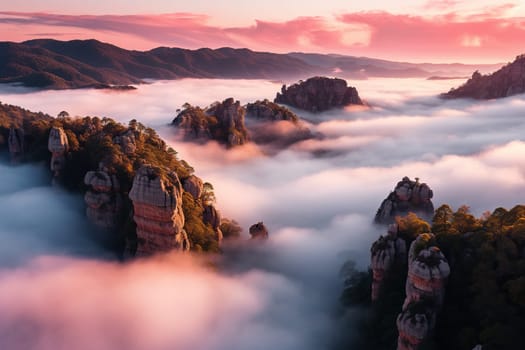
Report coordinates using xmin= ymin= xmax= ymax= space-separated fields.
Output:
xmin=0 ymin=102 xmax=224 ymax=254
xmin=343 ymin=205 xmax=525 ymax=350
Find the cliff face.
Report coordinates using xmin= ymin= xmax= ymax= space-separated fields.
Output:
xmin=182 ymin=175 xmax=203 ymax=201
xmin=396 ymin=233 xmax=450 ymax=350
xmin=48 ymin=127 xmax=69 ymax=179
xmin=249 ymin=222 xmax=269 ymax=240
xmin=84 ymin=167 xmax=122 ymax=230
xmin=203 ymin=204 xmax=223 ymax=243
xmin=8 ymin=127 xmax=24 ymax=162
xmin=129 ymin=165 xmax=190 ymax=255
xmin=375 ymin=176 xmax=434 ymax=224
xmin=370 ymin=224 xmax=407 ymax=301
xmin=274 ymin=76 xmax=363 ymax=112
xmin=443 ymin=55 xmax=525 ymax=99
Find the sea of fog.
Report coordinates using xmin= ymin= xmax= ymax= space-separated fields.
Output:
xmin=0 ymin=78 xmax=524 ymax=349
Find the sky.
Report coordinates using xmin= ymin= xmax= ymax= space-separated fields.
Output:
xmin=1 ymin=0 xmax=524 ymax=62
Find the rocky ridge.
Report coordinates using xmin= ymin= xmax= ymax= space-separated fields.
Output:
xmin=172 ymin=98 xmax=249 ymax=148
xmin=375 ymin=176 xmax=434 ymax=224
xmin=274 ymin=76 xmax=363 ymax=112
xmin=172 ymin=98 xmax=314 ymax=148
xmin=443 ymin=54 xmax=525 ymax=99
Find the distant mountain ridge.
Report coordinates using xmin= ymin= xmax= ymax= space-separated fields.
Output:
xmin=0 ymin=39 xmax=504 ymax=90
xmin=442 ymin=54 xmax=525 ymax=99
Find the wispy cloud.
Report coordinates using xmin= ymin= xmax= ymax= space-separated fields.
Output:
xmin=0 ymin=10 xmax=524 ymax=61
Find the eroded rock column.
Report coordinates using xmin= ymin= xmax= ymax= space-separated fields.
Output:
xmin=129 ymin=165 xmax=190 ymax=255
xmin=84 ymin=167 xmax=122 ymax=230
xmin=396 ymin=233 xmax=450 ymax=350
xmin=370 ymin=224 xmax=407 ymax=301
xmin=48 ymin=127 xmax=69 ymax=179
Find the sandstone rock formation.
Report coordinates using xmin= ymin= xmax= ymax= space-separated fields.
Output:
xmin=48 ymin=126 xmax=69 ymax=178
xmin=375 ymin=177 xmax=434 ymax=224
xmin=129 ymin=165 xmax=190 ymax=255
xmin=203 ymin=204 xmax=223 ymax=243
xmin=8 ymin=126 xmax=24 ymax=162
xmin=443 ymin=54 xmax=525 ymax=99
xmin=396 ymin=233 xmax=450 ymax=350
xmin=84 ymin=166 xmax=122 ymax=230
xmin=182 ymin=175 xmax=204 ymax=201
xmin=397 ymin=302 xmax=436 ymax=350
xmin=274 ymin=76 xmax=363 ymax=112
xmin=370 ymin=224 xmax=407 ymax=301
xmin=249 ymin=222 xmax=269 ymax=240
xmin=172 ymin=98 xmax=249 ymax=147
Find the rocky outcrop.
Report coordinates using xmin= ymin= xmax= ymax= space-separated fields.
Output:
xmin=113 ymin=130 xmax=136 ymax=155
xmin=182 ymin=175 xmax=204 ymax=201
xmin=8 ymin=126 xmax=24 ymax=162
xmin=370 ymin=224 xmax=407 ymax=301
xmin=128 ymin=165 xmax=190 ymax=255
xmin=84 ymin=167 xmax=122 ymax=230
xmin=274 ymin=76 xmax=363 ymax=112
xmin=245 ymin=99 xmax=315 ymax=146
xmin=443 ymin=54 xmax=525 ymax=99
xmin=48 ymin=127 xmax=69 ymax=178
xmin=396 ymin=233 xmax=450 ymax=350
xmin=246 ymin=99 xmax=300 ymax=123
xmin=375 ymin=177 xmax=434 ymax=224
xmin=249 ymin=222 xmax=269 ymax=240
xmin=203 ymin=204 xmax=223 ymax=243
xmin=172 ymin=98 xmax=249 ymax=147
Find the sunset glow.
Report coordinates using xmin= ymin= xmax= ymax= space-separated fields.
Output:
xmin=1 ymin=0 xmax=525 ymax=62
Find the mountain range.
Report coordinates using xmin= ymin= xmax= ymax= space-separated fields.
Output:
xmin=0 ymin=39 xmax=503 ymax=89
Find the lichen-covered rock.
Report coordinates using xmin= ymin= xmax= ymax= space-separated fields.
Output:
xmin=249 ymin=222 xmax=269 ymax=240
xmin=129 ymin=165 xmax=190 ymax=255
xmin=84 ymin=169 xmax=122 ymax=230
xmin=375 ymin=176 xmax=434 ymax=224
xmin=203 ymin=204 xmax=223 ymax=242
xmin=442 ymin=54 xmax=525 ymax=99
xmin=370 ymin=224 xmax=407 ymax=301
xmin=48 ymin=127 xmax=69 ymax=178
xmin=274 ymin=76 xmax=363 ymax=112
xmin=182 ymin=175 xmax=204 ymax=201
xmin=8 ymin=127 xmax=24 ymax=162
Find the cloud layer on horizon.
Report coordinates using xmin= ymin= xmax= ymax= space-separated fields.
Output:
xmin=0 ymin=7 xmax=524 ymax=62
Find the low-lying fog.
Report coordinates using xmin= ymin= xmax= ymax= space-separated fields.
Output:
xmin=0 ymin=78 xmax=524 ymax=349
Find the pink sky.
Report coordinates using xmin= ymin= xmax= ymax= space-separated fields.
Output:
xmin=1 ymin=1 xmax=524 ymax=63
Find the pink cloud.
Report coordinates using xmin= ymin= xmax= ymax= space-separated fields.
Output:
xmin=0 ymin=10 xmax=524 ymax=62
